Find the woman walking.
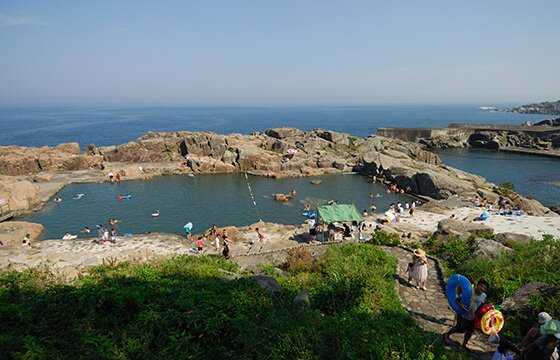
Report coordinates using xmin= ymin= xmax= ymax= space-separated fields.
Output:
xmin=411 ymin=248 xmax=428 ymax=290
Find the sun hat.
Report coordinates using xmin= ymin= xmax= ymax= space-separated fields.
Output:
xmin=413 ymin=248 xmax=426 ymax=257
xmin=538 ymin=312 xmax=552 ymax=325
xmin=540 ymin=319 xmax=560 ymax=339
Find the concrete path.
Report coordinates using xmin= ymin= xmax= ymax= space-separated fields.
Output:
xmin=380 ymin=245 xmax=495 ymax=359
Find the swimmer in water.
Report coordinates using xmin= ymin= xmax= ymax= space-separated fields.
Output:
xmin=74 ymin=193 xmax=84 ymax=200
xmin=151 ymin=210 xmax=160 ymax=217
xmin=54 ymin=197 xmax=62 ymax=203
xmin=81 ymin=227 xmax=91 ymax=234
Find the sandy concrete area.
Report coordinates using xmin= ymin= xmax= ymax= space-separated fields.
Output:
xmin=397 ymin=207 xmax=560 ymax=240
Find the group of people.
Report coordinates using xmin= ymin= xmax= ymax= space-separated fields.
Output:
xmin=96 ymin=224 xmax=117 ymax=245
xmin=441 ymin=277 xmax=559 ymax=359
xmin=472 ymin=195 xmax=521 ymax=216
xmin=108 ymin=172 xmax=122 ymax=183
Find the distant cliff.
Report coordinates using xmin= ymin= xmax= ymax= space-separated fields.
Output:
xmin=505 ymin=100 xmax=560 ymax=115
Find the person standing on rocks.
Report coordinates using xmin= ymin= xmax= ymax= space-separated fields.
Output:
xmin=222 ymin=236 xmax=231 ymax=259
xmin=307 ymin=216 xmax=317 ymax=243
xmin=411 ymin=248 xmax=428 ymax=290
xmin=443 ymin=279 xmax=489 ymax=350
xmin=255 ymin=228 xmax=265 ymax=243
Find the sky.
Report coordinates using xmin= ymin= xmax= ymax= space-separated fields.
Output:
xmin=0 ymin=1 xmax=559 ymax=105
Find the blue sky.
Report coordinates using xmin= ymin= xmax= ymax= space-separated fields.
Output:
xmin=1 ymin=1 xmax=559 ymax=104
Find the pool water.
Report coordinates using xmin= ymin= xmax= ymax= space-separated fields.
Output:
xmin=21 ymin=173 xmax=412 ymax=240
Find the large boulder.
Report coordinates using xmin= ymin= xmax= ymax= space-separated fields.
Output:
xmin=265 ymin=127 xmax=305 ymax=139
xmin=494 ymin=232 xmax=533 ymax=246
xmin=0 ymin=177 xmax=39 ymax=211
xmin=0 ymin=221 xmax=44 ymax=247
xmin=249 ymin=275 xmax=283 ymax=294
xmin=471 ymin=238 xmax=513 ymax=259
xmin=500 ymin=282 xmax=557 ymax=314
xmin=437 ymin=218 xmax=493 ymax=239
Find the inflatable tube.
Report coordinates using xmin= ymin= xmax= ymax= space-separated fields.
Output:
xmin=446 ymin=274 xmax=473 ymax=317
xmin=473 ymin=304 xmax=494 ymax=330
xmin=480 ymin=309 xmax=504 ymax=335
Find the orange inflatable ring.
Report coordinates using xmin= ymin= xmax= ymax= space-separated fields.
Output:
xmin=480 ymin=309 xmax=504 ymax=335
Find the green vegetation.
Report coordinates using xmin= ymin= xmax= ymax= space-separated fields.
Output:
xmin=369 ymin=230 xmax=401 ymax=246
xmin=495 ymin=181 xmax=517 ymax=198
xmin=435 ymin=235 xmax=560 ymax=341
xmin=0 ymin=245 xmax=462 ymax=359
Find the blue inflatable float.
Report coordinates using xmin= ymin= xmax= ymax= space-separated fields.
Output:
xmin=302 ymin=211 xmax=317 ymax=218
xmin=446 ymin=274 xmax=473 ymax=317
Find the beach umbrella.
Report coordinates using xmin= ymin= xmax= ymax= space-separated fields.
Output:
xmin=183 ymin=222 xmax=193 ymax=230
xmin=286 ymin=148 xmax=297 ymax=154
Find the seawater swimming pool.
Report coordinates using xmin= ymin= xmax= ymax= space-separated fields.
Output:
xmin=21 ymin=173 xmax=412 ymax=240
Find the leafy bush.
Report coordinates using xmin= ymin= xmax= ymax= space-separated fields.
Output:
xmin=0 ymin=245 xmax=463 ymax=359
xmin=369 ymin=231 xmax=401 ymax=246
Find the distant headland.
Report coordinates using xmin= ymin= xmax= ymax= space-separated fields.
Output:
xmin=505 ymin=100 xmax=560 ymax=115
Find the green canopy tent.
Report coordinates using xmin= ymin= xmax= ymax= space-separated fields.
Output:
xmin=317 ymin=204 xmax=363 ymax=224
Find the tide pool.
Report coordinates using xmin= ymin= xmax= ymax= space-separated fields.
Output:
xmin=21 ymin=173 xmax=411 ymax=240
xmin=436 ymin=148 xmax=560 ymax=206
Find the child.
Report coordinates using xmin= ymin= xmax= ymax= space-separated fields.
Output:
xmin=196 ymin=237 xmax=204 ymax=254
xmin=407 ymin=262 xmax=414 ymax=285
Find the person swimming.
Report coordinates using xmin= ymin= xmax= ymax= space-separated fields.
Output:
xmin=54 ymin=197 xmax=62 ymax=203
xmin=74 ymin=193 xmax=84 ymax=200
xmin=109 ymin=218 xmax=119 ymax=226
xmin=81 ymin=227 xmax=91 ymax=234
xmin=151 ymin=210 xmax=160 ymax=217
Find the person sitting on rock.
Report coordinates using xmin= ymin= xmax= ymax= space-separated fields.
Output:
xmin=521 ymin=312 xmax=552 ymax=348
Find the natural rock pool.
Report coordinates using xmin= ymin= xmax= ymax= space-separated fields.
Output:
xmin=21 ymin=173 xmax=412 ymax=240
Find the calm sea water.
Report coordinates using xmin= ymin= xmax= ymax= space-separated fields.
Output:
xmin=22 ymin=173 xmax=410 ymax=240
xmin=436 ymin=149 xmax=560 ymax=207
xmin=0 ymin=104 xmax=551 ymax=147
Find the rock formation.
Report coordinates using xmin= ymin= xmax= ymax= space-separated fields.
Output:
xmin=0 ymin=127 xmax=554 ymax=216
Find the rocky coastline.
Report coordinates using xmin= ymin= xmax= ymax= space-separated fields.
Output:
xmin=0 ymin=127 xmax=556 ymax=267
xmin=505 ymin=100 xmax=560 ymax=115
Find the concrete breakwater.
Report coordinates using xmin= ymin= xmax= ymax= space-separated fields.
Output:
xmin=378 ymin=123 xmax=560 ymax=157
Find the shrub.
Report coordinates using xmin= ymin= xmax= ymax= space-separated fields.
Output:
xmin=285 ymin=246 xmax=317 ymax=275
xmin=369 ymin=231 xmax=401 ymax=246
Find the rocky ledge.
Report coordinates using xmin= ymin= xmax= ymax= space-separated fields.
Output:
xmin=0 ymin=127 xmax=554 ymax=219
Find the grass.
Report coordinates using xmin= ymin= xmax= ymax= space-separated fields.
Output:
xmin=0 ymin=244 xmax=463 ymax=359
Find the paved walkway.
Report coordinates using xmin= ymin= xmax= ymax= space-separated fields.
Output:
xmin=380 ymin=245 xmax=495 ymax=359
